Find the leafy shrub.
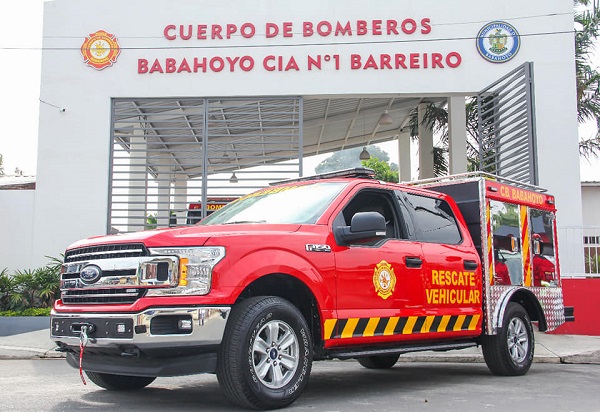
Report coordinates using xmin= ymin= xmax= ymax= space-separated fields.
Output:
xmin=0 ymin=255 xmax=62 ymax=313
xmin=0 ymin=307 xmax=51 ymax=316
xmin=0 ymin=268 xmax=17 ymax=311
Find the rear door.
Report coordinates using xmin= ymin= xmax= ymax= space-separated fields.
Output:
xmin=397 ymin=190 xmax=483 ymax=336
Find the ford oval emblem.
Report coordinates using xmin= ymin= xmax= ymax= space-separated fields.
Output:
xmin=80 ymin=265 xmax=102 ymax=284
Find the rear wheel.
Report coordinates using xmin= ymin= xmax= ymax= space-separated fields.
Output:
xmin=482 ymin=302 xmax=534 ymax=376
xmin=357 ymin=354 xmax=400 ymax=369
xmin=85 ymin=372 xmax=155 ymax=390
xmin=217 ymin=296 xmax=313 ymax=409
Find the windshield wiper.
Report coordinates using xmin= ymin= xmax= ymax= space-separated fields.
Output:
xmin=222 ymin=220 xmax=267 ymax=225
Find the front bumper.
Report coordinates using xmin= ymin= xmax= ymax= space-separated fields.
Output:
xmin=51 ymin=306 xmax=230 ymax=377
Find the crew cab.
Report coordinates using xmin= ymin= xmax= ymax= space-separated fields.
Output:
xmin=51 ymin=168 xmax=569 ymax=409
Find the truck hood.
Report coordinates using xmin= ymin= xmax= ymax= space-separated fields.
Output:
xmin=66 ymin=224 xmax=303 ymax=250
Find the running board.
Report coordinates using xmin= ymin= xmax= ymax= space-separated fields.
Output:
xmin=327 ymin=341 xmax=477 ymax=360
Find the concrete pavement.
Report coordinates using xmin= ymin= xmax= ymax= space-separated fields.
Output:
xmin=0 ymin=328 xmax=64 ymax=360
xmin=0 ymin=327 xmax=599 ymax=364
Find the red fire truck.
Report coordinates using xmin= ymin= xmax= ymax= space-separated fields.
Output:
xmin=51 ymin=169 xmax=571 ymax=409
xmin=186 ymin=197 xmax=238 ymax=224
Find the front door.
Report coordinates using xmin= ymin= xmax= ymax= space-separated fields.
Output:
xmin=330 ymin=188 xmax=426 ymax=344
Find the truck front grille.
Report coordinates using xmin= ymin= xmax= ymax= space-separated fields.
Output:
xmin=65 ymin=243 xmax=148 ymax=263
xmin=61 ymin=288 xmax=146 ymax=304
xmin=61 ymin=269 xmax=138 ymax=281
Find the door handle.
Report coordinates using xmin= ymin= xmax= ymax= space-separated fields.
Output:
xmin=405 ymin=257 xmax=423 ymax=268
xmin=464 ymin=260 xmax=478 ymax=270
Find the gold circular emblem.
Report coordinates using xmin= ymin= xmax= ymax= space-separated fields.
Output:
xmin=81 ymin=30 xmax=121 ymax=70
xmin=373 ymin=260 xmax=396 ymax=300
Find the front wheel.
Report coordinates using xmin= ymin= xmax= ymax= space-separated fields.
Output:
xmin=482 ymin=302 xmax=534 ymax=376
xmin=217 ymin=296 xmax=313 ymax=410
xmin=85 ymin=372 xmax=155 ymax=390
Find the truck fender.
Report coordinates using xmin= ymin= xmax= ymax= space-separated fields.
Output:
xmin=490 ymin=287 xmax=547 ymax=334
xmin=226 ymin=248 xmax=334 ymax=310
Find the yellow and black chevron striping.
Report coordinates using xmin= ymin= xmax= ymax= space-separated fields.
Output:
xmin=324 ymin=314 xmax=480 ymax=340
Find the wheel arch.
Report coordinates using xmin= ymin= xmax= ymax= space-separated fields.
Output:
xmin=235 ymin=273 xmax=324 ymax=350
xmin=493 ymin=287 xmax=547 ymax=333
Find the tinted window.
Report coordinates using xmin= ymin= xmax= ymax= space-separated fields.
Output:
xmin=530 ymin=209 xmax=555 ymax=258
xmin=336 ymin=190 xmax=403 ymax=243
xmin=490 ymin=200 xmax=523 ymax=285
xmin=398 ymin=192 xmax=462 ymax=244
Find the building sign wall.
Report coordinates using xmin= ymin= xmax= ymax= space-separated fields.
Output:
xmin=24 ymin=0 xmax=582 ymax=274
xmin=136 ymin=18 xmax=464 ymax=75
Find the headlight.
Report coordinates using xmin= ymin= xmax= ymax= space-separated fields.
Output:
xmin=147 ymin=247 xmax=225 ymax=295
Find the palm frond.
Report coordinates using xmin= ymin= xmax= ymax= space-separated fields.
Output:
xmin=575 ymin=0 xmax=600 ymax=142
xmin=579 ymin=136 xmax=600 ymax=158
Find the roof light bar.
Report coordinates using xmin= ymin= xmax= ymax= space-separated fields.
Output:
xmin=271 ymin=168 xmax=376 ymax=185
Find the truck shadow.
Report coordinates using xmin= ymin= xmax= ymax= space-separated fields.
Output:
xmin=51 ymin=361 xmax=497 ymax=411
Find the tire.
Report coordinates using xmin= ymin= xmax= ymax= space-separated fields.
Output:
xmin=216 ymin=296 xmax=313 ymax=410
xmin=357 ymin=354 xmax=400 ymax=369
xmin=85 ymin=372 xmax=156 ymax=390
xmin=482 ymin=302 xmax=534 ymax=376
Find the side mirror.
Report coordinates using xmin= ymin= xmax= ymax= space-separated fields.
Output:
xmin=334 ymin=212 xmax=387 ymax=246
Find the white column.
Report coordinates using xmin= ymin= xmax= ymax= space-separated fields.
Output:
xmin=155 ymin=156 xmax=172 ymax=228
xmin=397 ymin=131 xmax=411 ymax=182
xmin=448 ymin=95 xmax=468 ymax=174
xmin=127 ymin=128 xmax=147 ymax=232
xmin=173 ymin=176 xmax=188 ymax=226
xmin=418 ymin=103 xmax=434 ymax=179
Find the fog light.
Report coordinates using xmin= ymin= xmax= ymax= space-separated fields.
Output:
xmin=178 ymin=319 xmax=193 ymax=331
xmin=116 ymin=323 xmax=126 ymax=334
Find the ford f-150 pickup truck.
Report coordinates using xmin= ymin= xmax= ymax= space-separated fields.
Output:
xmin=51 ymin=168 xmax=570 ymax=409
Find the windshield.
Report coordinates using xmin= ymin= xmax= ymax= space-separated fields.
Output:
xmin=199 ymin=182 xmax=347 ymax=225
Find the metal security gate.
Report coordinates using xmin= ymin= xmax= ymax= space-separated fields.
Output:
xmin=477 ymin=62 xmax=538 ymax=184
xmin=108 ymin=97 xmax=302 ymax=233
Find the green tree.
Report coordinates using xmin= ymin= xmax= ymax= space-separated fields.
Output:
xmin=146 ymin=213 xmax=158 ymax=230
xmin=361 ymin=157 xmax=399 ymax=183
xmin=575 ymin=0 xmax=600 ymax=158
xmin=406 ymin=102 xmax=474 ymax=177
xmin=314 ymin=146 xmax=398 ymax=174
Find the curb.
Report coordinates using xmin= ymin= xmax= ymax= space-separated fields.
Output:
xmin=0 ymin=346 xmax=65 ymax=360
xmin=561 ymin=350 xmax=600 ymax=365
xmin=397 ymin=351 xmax=600 ymax=365
xmin=397 ymin=355 xmax=562 ymax=364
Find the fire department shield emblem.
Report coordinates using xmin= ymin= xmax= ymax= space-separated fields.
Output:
xmin=373 ymin=260 xmax=396 ymax=300
xmin=80 ymin=30 xmax=121 ymax=70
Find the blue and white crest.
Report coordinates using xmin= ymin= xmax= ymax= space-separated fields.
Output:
xmin=476 ymin=21 xmax=520 ymax=63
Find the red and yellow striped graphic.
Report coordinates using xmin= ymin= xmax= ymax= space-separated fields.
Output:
xmin=486 ymin=201 xmax=494 ymax=285
xmin=323 ymin=314 xmax=481 ymax=340
xmin=521 ymin=205 xmax=531 ymax=286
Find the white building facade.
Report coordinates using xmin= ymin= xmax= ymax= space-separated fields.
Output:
xmin=0 ymin=0 xmax=584 ymax=272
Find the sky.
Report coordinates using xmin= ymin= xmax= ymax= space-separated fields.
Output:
xmin=1 ymin=0 xmax=599 ymax=180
